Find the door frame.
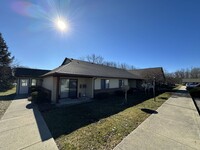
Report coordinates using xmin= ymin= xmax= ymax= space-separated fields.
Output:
xmin=19 ymin=78 xmax=29 ymax=94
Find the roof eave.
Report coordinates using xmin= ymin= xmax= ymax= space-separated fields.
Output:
xmin=42 ymin=72 xmax=142 ymax=79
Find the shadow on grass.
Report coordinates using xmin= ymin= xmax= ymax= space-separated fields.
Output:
xmin=40 ymin=90 xmax=168 ymax=139
xmin=158 ymin=96 xmax=168 ymax=100
xmin=25 ymin=103 xmax=54 ymax=141
xmin=141 ymin=108 xmax=158 ymax=114
xmin=0 ymin=93 xmax=16 ymax=101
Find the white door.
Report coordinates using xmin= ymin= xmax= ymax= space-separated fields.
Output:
xmin=19 ymin=79 xmax=29 ymax=94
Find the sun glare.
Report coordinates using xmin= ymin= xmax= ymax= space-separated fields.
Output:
xmin=55 ymin=18 xmax=68 ymax=32
xmin=12 ymin=1 xmax=72 ymax=34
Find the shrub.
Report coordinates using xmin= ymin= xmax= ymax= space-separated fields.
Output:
xmin=95 ymin=92 xmax=110 ymax=100
xmin=115 ymin=90 xmax=124 ymax=96
xmin=29 ymin=86 xmax=39 ymax=93
xmin=30 ymin=87 xmax=51 ymax=104
xmin=31 ymin=91 xmax=39 ymax=103
xmin=127 ymin=88 xmax=139 ymax=94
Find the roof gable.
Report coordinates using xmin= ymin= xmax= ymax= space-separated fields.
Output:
xmin=61 ymin=58 xmax=72 ymax=66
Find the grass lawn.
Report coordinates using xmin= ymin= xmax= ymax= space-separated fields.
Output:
xmin=0 ymin=87 xmax=16 ymax=119
xmin=41 ymin=91 xmax=171 ymax=150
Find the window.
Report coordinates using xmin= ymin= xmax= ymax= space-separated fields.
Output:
xmin=31 ymin=79 xmax=37 ymax=86
xmin=119 ymin=80 xmax=124 ymax=88
xmin=101 ymin=79 xmax=109 ymax=89
xmin=21 ymin=79 xmax=28 ymax=87
xmin=60 ymin=79 xmax=69 ymax=98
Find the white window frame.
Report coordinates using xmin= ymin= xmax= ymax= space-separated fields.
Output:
xmin=21 ymin=79 xmax=28 ymax=87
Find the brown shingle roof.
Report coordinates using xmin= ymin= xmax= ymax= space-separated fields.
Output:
xmin=43 ymin=58 xmax=142 ymax=79
xmin=129 ymin=67 xmax=165 ymax=82
xmin=14 ymin=68 xmax=50 ymax=78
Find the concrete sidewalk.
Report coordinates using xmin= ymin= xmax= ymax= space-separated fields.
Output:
xmin=114 ymin=86 xmax=200 ymax=150
xmin=0 ymin=97 xmax=58 ymax=150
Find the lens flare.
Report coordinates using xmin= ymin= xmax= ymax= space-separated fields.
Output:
xmin=11 ymin=0 xmax=72 ymax=34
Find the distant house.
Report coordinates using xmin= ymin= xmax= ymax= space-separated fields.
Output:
xmin=41 ymin=58 xmax=143 ymax=102
xmin=182 ymin=78 xmax=200 ymax=83
xmin=14 ymin=68 xmax=50 ymax=94
xmin=129 ymin=67 xmax=165 ymax=84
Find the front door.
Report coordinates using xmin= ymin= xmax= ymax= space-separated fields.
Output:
xmin=19 ymin=79 xmax=29 ymax=94
xmin=60 ymin=79 xmax=77 ymax=99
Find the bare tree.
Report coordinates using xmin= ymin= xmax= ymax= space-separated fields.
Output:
xmin=165 ymin=72 xmax=179 ymax=84
xmin=130 ymin=65 xmax=135 ymax=70
xmin=83 ymin=54 xmax=137 ymax=70
xmin=86 ymin=54 xmax=104 ymax=64
xmin=118 ymin=63 xmax=129 ymax=69
xmin=103 ymin=61 xmax=117 ymax=67
xmin=185 ymin=68 xmax=190 ymax=78
xmin=81 ymin=54 xmax=200 ymax=81
xmin=174 ymin=69 xmax=185 ymax=78
xmin=79 ymin=56 xmax=86 ymax=61
xmin=190 ymin=67 xmax=200 ymax=78
xmin=169 ymin=67 xmax=200 ymax=83
xmin=11 ymin=59 xmax=21 ymax=68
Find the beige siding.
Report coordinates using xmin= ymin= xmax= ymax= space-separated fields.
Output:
xmin=124 ymin=79 xmax=128 ymax=86
xmin=78 ymin=78 xmax=93 ymax=98
xmin=94 ymin=78 xmax=128 ymax=90
xmin=42 ymin=77 xmax=56 ymax=102
xmin=94 ymin=78 xmax=101 ymax=90
xmin=84 ymin=78 xmax=93 ymax=98
xmin=42 ymin=77 xmax=53 ymax=91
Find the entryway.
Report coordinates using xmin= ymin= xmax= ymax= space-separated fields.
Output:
xmin=60 ymin=79 xmax=78 ymax=99
xmin=19 ymin=79 xmax=29 ymax=94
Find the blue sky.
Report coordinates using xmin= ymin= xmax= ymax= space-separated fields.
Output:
xmin=1 ymin=0 xmax=200 ymax=72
